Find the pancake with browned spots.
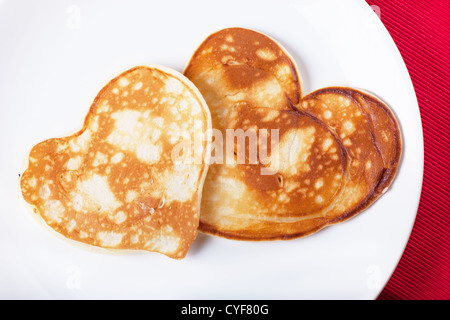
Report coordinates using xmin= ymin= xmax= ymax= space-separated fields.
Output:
xmin=20 ymin=65 xmax=212 ymax=259
xmin=185 ymin=28 xmax=347 ymax=239
xmin=349 ymin=89 xmax=402 ymax=195
xmin=199 ymin=105 xmax=348 ymax=240
xmin=298 ymin=87 xmax=401 ymax=224
xmin=184 ymin=27 xmax=401 ymax=240
xmin=184 ymin=27 xmax=302 ymax=114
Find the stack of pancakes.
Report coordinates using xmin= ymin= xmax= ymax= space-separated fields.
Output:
xmin=184 ymin=28 xmax=401 ymax=241
xmin=20 ymin=28 xmax=401 ymax=258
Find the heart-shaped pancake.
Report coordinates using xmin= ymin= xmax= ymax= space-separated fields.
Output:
xmin=20 ymin=65 xmax=212 ymax=258
xmin=184 ymin=27 xmax=401 ymax=240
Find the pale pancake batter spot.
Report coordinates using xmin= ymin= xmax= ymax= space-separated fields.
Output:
xmin=275 ymin=64 xmax=293 ymax=80
xmin=92 ymin=152 xmax=108 ymax=167
xmin=111 ymin=152 xmax=124 ymax=163
xmin=165 ymin=77 xmax=184 ymax=94
xmin=66 ymin=219 xmax=77 ymax=233
xmin=256 ymin=48 xmax=277 ymax=61
xmin=136 ymin=142 xmax=161 ymax=164
xmin=153 ymin=117 xmax=164 ymax=127
xmin=107 ymin=109 xmax=164 ymax=164
xmin=315 ymin=195 xmax=324 ymax=204
xmin=43 ymin=200 xmax=65 ymax=223
xmin=126 ymin=190 xmax=138 ymax=203
xmin=225 ymin=35 xmax=234 ymax=42
xmin=109 ymin=211 xmax=127 ymax=225
xmin=162 ymin=165 xmax=201 ymax=203
xmin=97 ymin=231 xmax=125 ymax=247
xmin=315 ymin=178 xmax=324 ymax=190
xmin=39 ymin=184 xmax=51 ymax=199
xmin=119 ymin=78 xmax=129 ymax=87
xmin=343 ymin=138 xmax=352 ymax=146
xmin=344 ymin=121 xmax=354 ymax=132
xmin=145 ymin=231 xmax=180 ymax=255
xmin=71 ymin=174 xmax=122 ymax=213
xmin=169 ymin=106 xmax=177 ymax=115
xmin=28 ymin=177 xmax=37 ymax=188
xmin=178 ymin=99 xmax=188 ymax=111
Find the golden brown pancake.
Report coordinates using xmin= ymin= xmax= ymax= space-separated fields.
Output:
xmin=350 ymin=89 xmax=402 ymax=195
xmin=298 ymin=87 xmax=401 ymax=223
xmin=20 ymin=65 xmax=212 ymax=259
xmin=184 ymin=27 xmax=302 ymax=114
xmin=199 ymin=106 xmax=348 ymax=240
xmin=184 ymin=27 xmax=401 ymax=240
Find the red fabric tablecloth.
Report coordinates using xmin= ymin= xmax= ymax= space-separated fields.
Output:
xmin=364 ymin=0 xmax=449 ymax=300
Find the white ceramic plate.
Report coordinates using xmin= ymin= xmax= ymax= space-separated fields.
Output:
xmin=0 ymin=0 xmax=423 ymax=299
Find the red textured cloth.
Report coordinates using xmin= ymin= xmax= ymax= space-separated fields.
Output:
xmin=364 ymin=0 xmax=450 ymax=300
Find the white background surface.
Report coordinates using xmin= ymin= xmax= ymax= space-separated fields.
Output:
xmin=0 ymin=0 xmax=423 ymax=299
